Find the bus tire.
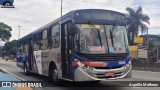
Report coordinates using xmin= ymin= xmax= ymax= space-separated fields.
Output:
xmin=24 ymin=63 xmax=30 ymax=76
xmin=49 ymin=64 xmax=58 ymax=82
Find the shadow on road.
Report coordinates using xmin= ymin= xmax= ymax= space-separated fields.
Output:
xmin=24 ymin=72 xmax=116 ymax=87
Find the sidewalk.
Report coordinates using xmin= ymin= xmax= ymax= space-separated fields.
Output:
xmin=0 ymin=69 xmax=17 ymax=90
xmin=0 ymin=69 xmax=32 ymax=90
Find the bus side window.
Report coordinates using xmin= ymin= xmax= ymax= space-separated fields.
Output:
xmin=49 ymin=24 xmax=60 ymax=48
xmin=34 ymin=33 xmax=41 ymax=51
xmin=17 ymin=42 xmax=22 ymax=53
xmin=23 ymin=39 xmax=28 ymax=54
xmin=41 ymin=30 xmax=48 ymax=50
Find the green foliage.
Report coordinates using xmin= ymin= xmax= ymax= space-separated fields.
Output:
xmin=9 ymin=47 xmax=17 ymax=56
xmin=126 ymin=6 xmax=150 ymax=45
xmin=139 ymin=34 xmax=160 ymax=63
xmin=155 ymin=43 xmax=160 ymax=49
xmin=139 ymin=34 xmax=160 ymax=50
xmin=2 ymin=40 xmax=17 ymax=56
xmin=0 ymin=22 xmax=12 ymax=41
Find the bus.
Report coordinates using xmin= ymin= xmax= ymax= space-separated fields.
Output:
xmin=17 ymin=9 xmax=132 ymax=82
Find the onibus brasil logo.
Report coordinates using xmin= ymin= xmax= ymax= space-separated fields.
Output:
xmin=0 ymin=0 xmax=15 ymax=8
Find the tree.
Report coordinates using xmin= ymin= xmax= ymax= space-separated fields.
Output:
xmin=140 ymin=34 xmax=160 ymax=47
xmin=126 ymin=6 xmax=150 ymax=45
xmin=0 ymin=22 xmax=12 ymax=41
xmin=2 ymin=40 xmax=17 ymax=56
xmin=9 ymin=47 xmax=17 ymax=56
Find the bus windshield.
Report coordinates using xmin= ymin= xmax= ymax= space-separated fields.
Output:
xmin=74 ymin=24 xmax=129 ymax=54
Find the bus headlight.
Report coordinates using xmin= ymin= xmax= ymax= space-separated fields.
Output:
xmin=75 ymin=59 xmax=85 ymax=67
xmin=124 ymin=61 xmax=131 ymax=69
xmin=89 ymin=67 xmax=93 ymax=71
xmin=126 ymin=63 xmax=130 ymax=67
xmin=74 ymin=59 xmax=89 ymax=69
xmin=83 ymin=65 xmax=88 ymax=69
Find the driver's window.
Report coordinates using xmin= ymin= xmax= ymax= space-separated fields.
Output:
xmin=74 ymin=26 xmax=80 ymax=52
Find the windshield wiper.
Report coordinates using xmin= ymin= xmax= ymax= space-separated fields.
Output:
xmin=88 ymin=21 xmax=102 ymax=47
xmin=110 ymin=25 xmax=118 ymax=47
xmin=110 ymin=29 xmax=114 ymax=47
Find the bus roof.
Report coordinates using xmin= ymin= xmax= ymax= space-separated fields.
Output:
xmin=18 ymin=9 xmax=125 ymax=41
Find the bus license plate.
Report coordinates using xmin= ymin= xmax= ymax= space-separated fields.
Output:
xmin=105 ymin=72 xmax=115 ymax=77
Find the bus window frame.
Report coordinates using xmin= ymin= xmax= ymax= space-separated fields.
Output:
xmin=40 ymin=29 xmax=48 ymax=50
xmin=48 ymin=24 xmax=60 ymax=49
xmin=33 ymin=33 xmax=41 ymax=51
xmin=17 ymin=41 xmax=23 ymax=53
xmin=17 ymin=39 xmax=29 ymax=54
xmin=23 ymin=39 xmax=28 ymax=54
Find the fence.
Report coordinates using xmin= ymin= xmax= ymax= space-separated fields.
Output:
xmin=132 ymin=47 xmax=160 ymax=71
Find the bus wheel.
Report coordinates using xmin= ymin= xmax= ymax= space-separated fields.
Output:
xmin=24 ymin=63 xmax=30 ymax=76
xmin=50 ymin=66 xmax=58 ymax=82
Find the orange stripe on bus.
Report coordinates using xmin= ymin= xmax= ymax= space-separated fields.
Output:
xmin=83 ymin=62 xmax=105 ymax=67
xmin=72 ymin=61 xmax=106 ymax=67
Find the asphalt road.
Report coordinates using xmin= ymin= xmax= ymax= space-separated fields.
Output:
xmin=0 ymin=58 xmax=160 ymax=90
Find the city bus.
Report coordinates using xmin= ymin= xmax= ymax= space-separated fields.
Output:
xmin=17 ymin=9 xmax=132 ymax=82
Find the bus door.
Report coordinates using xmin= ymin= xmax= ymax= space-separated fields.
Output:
xmin=61 ymin=21 xmax=73 ymax=79
xmin=28 ymin=38 xmax=33 ymax=71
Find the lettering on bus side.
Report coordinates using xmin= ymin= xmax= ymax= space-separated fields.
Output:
xmin=118 ymin=61 xmax=126 ymax=65
xmin=41 ymin=52 xmax=49 ymax=58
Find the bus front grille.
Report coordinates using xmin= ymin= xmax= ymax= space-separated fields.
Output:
xmin=76 ymin=52 xmax=129 ymax=61
xmin=93 ymin=72 xmax=123 ymax=79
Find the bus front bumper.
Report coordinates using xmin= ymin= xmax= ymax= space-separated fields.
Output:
xmin=74 ymin=61 xmax=132 ymax=81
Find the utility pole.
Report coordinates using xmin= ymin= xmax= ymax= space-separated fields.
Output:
xmin=147 ymin=28 xmax=149 ymax=62
xmin=157 ymin=49 xmax=159 ymax=62
xmin=61 ymin=0 xmax=63 ymax=17
xmin=18 ymin=26 xmax=22 ymax=39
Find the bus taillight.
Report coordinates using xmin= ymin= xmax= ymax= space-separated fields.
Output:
xmin=57 ymin=54 xmax=61 ymax=63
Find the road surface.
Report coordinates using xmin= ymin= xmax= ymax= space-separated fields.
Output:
xmin=0 ymin=58 xmax=160 ymax=90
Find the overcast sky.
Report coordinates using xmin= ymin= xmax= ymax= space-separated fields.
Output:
xmin=0 ymin=0 xmax=160 ymax=45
